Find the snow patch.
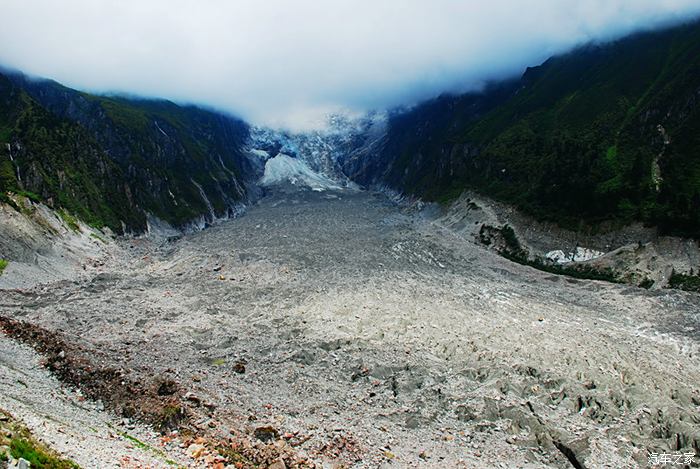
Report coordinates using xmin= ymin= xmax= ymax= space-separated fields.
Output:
xmin=546 ymin=247 xmax=605 ymax=264
xmin=260 ymin=154 xmax=343 ymax=192
xmin=249 ymin=148 xmax=270 ymax=159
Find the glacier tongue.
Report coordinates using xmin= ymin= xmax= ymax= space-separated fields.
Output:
xmin=248 ymin=112 xmax=386 ymax=192
xmin=260 ymin=154 xmax=344 ymax=192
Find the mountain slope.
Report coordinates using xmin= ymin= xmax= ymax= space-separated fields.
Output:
xmin=352 ymin=19 xmax=700 ymax=237
xmin=0 ymin=73 xmax=143 ymax=230
xmin=1 ymin=72 xmax=253 ymax=233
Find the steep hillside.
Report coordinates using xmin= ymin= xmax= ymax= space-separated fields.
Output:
xmin=0 ymin=73 xmax=144 ymax=230
xmin=352 ymin=19 xmax=700 ymax=237
xmin=1 ymin=72 xmax=253 ymax=233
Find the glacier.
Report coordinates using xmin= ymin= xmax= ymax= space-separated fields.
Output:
xmin=259 ymin=154 xmax=345 ymax=192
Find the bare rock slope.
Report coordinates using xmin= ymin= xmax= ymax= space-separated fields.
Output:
xmin=0 ymin=195 xmax=121 ymax=290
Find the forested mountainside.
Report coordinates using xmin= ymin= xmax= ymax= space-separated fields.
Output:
xmin=347 ymin=20 xmax=700 ymax=237
xmin=0 ymin=71 xmax=252 ymax=233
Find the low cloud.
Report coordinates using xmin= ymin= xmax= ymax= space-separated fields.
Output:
xmin=2 ymin=1 xmax=700 ymax=129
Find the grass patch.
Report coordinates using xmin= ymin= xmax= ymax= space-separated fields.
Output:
xmin=118 ymin=431 xmax=180 ymax=466
xmin=211 ymin=358 xmax=226 ymax=366
xmin=0 ymin=259 xmax=7 ymax=276
xmin=89 ymin=232 xmax=106 ymax=243
xmin=120 ymin=432 xmax=151 ymax=451
xmin=0 ymin=410 xmax=79 ymax=468
xmin=17 ymin=190 xmax=42 ymax=203
xmin=216 ymin=444 xmax=258 ymax=468
xmin=57 ymin=209 xmax=81 ymax=232
xmin=9 ymin=438 xmax=79 ymax=469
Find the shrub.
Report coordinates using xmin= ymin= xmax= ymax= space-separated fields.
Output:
xmin=668 ymin=271 xmax=700 ymax=293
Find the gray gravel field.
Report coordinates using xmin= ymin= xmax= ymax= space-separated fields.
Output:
xmin=1 ymin=189 xmax=699 ymax=468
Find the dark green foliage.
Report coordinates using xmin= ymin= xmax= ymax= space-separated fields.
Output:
xmin=0 ymin=259 xmax=8 ymax=276
xmin=668 ymin=270 xmax=700 ymax=292
xmin=1 ymin=71 xmax=251 ymax=232
xmin=371 ymin=20 xmax=700 ymax=238
xmin=0 ymin=73 xmax=144 ymax=231
xmin=33 ymin=89 xmax=252 ymax=227
xmin=16 ymin=190 xmax=41 ymax=202
xmin=500 ymin=225 xmax=521 ymax=254
xmin=501 ymin=248 xmax=619 ymax=283
xmin=482 ymin=223 xmax=619 ymax=282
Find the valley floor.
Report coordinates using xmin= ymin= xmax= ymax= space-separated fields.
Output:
xmin=1 ymin=190 xmax=699 ymax=468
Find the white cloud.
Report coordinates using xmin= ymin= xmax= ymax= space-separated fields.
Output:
xmin=1 ymin=0 xmax=699 ymax=129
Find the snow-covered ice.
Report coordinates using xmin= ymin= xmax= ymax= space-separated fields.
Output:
xmin=546 ymin=246 xmax=605 ymax=264
xmin=260 ymin=154 xmax=344 ymax=192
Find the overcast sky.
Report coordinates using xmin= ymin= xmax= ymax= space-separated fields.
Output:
xmin=2 ymin=1 xmax=700 ymax=130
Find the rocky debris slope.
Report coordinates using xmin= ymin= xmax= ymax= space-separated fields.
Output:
xmin=1 ymin=190 xmax=698 ymax=468
xmin=0 ymin=194 xmax=122 ymax=290
xmin=438 ymin=192 xmax=700 ymax=289
xmin=0 ymin=332 xmax=189 ymax=468
xmin=0 ymin=315 xmax=316 ymax=468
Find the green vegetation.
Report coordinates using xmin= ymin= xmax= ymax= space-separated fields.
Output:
xmin=118 ymin=431 xmax=179 ymax=466
xmin=480 ymin=224 xmax=619 ymax=283
xmin=500 ymin=225 xmax=522 ymax=255
xmin=668 ymin=270 xmax=700 ymax=292
xmin=498 ymin=238 xmax=620 ymax=282
xmin=120 ymin=432 xmax=150 ymax=451
xmin=0 ymin=411 xmax=79 ymax=468
xmin=0 ymin=70 xmax=250 ymax=233
xmin=9 ymin=438 xmax=79 ymax=469
xmin=0 ymin=259 xmax=7 ymax=276
xmin=60 ymin=94 xmax=249 ymax=226
xmin=0 ymin=73 xmax=144 ymax=231
xmin=156 ymin=405 xmax=185 ymax=433
xmin=58 ymin=209 xmax=81 ymax=232
xmin=16 ymin=190 xmax=41 ymax=203
xmin=376 ymin=20 xmax=700 ymax=238
xmin=216 ymin=444 xmax=258 ymax=469
xmin=89 ymin=232 xmax=106 ymax=243
xmin=505 ymin=252 xmax=620 ymax=283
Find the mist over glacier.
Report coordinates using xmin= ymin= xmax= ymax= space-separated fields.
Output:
xmin=2 ymin=0 xmax=700 ymax=129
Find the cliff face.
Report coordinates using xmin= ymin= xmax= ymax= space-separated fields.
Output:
xmin=352 ymin=20 xmax=700 ymax=238
xmin=1 ymin=72 xmax=254 ymax=233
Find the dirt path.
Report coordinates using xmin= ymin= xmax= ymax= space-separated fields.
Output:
xmin=1 ymin=190 xmax=699 ymax=468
